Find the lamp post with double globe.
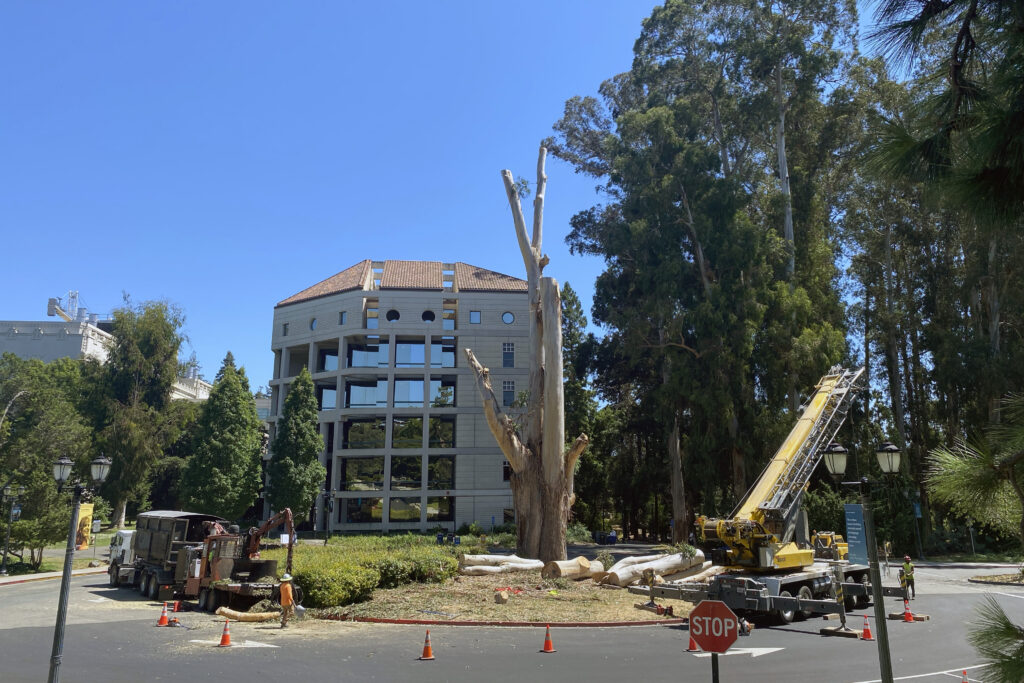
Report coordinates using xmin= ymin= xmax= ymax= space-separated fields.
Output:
xmin=823 ymin=441 xmax=902 ymax=683
xmin=1 ymin=484 xmax=27 ymax=576
xmin=47 ymin=454 xmax=111 ymax=683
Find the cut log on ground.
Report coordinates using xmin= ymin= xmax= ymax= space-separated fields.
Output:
xmin=664 ymin=564 xmax=725 ymax=584
xmin=460 ymin=561 xmax=545 ymax=576
xmin=605 ymin=551 xmax=706 ymax=587
xmin=661 ymin=560 xmax=713 ymax=582
xmin=459 ymin=553 xmax=544 ymax=568
xmin=604 ymin=553 xmax=668 ymax=575
xmin=215 ymin=606 xmax=281 ymax=622
xmin=541 ymin=556 xmax=603 ymax=580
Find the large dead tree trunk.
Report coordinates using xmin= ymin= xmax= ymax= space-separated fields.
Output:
xmin=465 ymin=146 xmax=589 ymax=562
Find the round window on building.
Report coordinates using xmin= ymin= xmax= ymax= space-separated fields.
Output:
xmin=310 ymin=318 xmax=318 ymax=330
xmin=422 ymin=310 xmax=436 ymax=322
xmin=386 ymin=309 xmax=401 ymax=322
xmin=502 ymin=312 xmax=515 ymax=324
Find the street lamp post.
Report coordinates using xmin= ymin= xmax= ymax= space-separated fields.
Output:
xmin=47 ymin=454 xmax=110 ymax=683
xmin=823 ymin=441 xmax=903 ymax=683
xmin=1 ymin=484 xmax=26 ymax=576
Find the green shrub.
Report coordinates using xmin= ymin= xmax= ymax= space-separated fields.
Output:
xmin=566 ymin=521 xmax=592 ymax=544
xmin=596 ymin=550 xmax=614 ymax=569
xmin=293 ymin=562 xmax=379 ymax=608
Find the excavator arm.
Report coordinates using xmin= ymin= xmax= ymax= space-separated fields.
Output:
xmin=244 ymin=508 xmax=295 ymax=575
xmin=697 ymin=366 xmax=865 ymax=570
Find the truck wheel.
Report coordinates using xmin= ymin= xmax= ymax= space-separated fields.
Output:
xmin=147 ymin=575 xmax=160 ymax=600
xmin=207 ymin=589 xmax=220 ymax=612
xmin=138 ymin=573 xmax=150 ymax=596
xmin=796 ymin=585 xmax=814 ymax=621
xmin=108 ymin=568 xmax=119 ymax=588
xmin=198 ymin=589 xmax=210 ymax=612
xmin=776 ymin=590 xmax=796 ymax=624
xmin=856 ymin=574 xmax=871 ymax=608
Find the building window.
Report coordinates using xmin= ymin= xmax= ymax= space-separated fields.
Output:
xmin=344 ymin=497 xmax=382 ymax=523
xmin=390 ymin=456 xmax=422 ymax=491
xmin=429 ymin=377 xmax=456 ymax=407
xmin=282 ymin=323 xmax=289 ymax=336
xmin=316 ymin=386 xmax=337 ymax=411
xmin=392 ymin=417 xmax=423 ymax=448
xmin=386 ymin=309 xmax=400 ymax=322
xmin=426 ymin=496 xmax=455 ymax=522
xmin=442 ymin=268 xmax=454 ymax=290
xmin=389 ymin=497 xmax=422 ymax=522
xmin=428 ymin=416 xmax=455 ymax=448
xmin=340 ymin=457 xmax=384 ymax=491
xmin=428 ymin=455 xmax=455 ymax=489
xmin=345 ymin=379 xmax=387 ymax=408
xmin=442 ymin=299 xmax=457 ymax=330
xmin=469 ymin=310 xmax=481 ymax=324
xmin=502 ymin=343 xmax=514 ymax=368
xmin=365 ymin=299 xmax=379 ymax=329
xmin=395 ymin=339 xmax=425 ymax=367
xmin=503 ymin=461 xmax=512 ymax=482
xmin=343 ymin=419 xmax=386 ymax=449
xmin=347 ymin=336 xmax=389 ymax=368
xmin=503 ymin=380 xmax=515 ymax=407
xmin=430 ymin=337 xmax=456 ymax=368
xmin=502 ymin=312 xmax=515 ymax=324
xmin=339 ymin=311 xmax=347 ymax=325
xmin=318 ymin=349 xmax=338 ymax=372
xmin=422 ymin=310 xmax=435 ymax=322
xmin=394 ymin=378 xmax=425 ymax=407
xmin=310 ymin=318 xmax=318 ymax=331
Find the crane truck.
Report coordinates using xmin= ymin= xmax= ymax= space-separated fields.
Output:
xmin=631 ymin=366 xmax=904 ymax=623
xmin=108 ymin=508 xmax=296 ymax=611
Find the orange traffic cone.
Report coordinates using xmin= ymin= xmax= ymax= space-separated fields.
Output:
xmin=861 ymin=615 xmax=874 ymax=641
xmin=217 ymin=619 xmax=232 ymax=647
xmin=961 ymin=670 xmax=969 ymax=682
xmin=156 ymin=602 xmax=169 ymax=627
xmin=687 ymin=635 xmax=700 ymax=652
xmin=418 ymin=629 xmax=435 ymax=660
xmin=172 ymin=600 xmax=182 ymax=613
xmin=540 ymin=624 xmax=556 ymax=653
xmin=903 ymin=599 xmax=914 ymax=623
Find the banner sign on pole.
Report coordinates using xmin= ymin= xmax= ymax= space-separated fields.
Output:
xmin=844 ymin=504 xmax=868 ymax=565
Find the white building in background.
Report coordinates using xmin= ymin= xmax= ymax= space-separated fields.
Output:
xmin=269 ymin=259 xmax=528 ymax=533
xmin=0 ymin=318 xmax=211 ymax=402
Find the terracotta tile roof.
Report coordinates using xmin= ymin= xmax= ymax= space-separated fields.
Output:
xmin=455 ymin=262 xmax=528 ymax=292
xmin=381 ymin=261 xmax=443 ymax=290
xmin=277 ymin=260 xmax=527 ymax=307
xmin=275 ymin=260 xmax=371 ymax=307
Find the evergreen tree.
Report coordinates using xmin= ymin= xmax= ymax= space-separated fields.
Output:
xmin=180 ymin=358 xmax=263 ymax=520
xmin=266 ymin=367 xmax=325 ymax=523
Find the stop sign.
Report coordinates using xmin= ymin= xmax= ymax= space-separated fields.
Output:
xmin=689 ymin=600 xmax=740 ymax=654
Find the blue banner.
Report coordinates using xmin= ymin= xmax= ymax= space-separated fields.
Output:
xmin=844 ymin=504 xmax=868 ymax=565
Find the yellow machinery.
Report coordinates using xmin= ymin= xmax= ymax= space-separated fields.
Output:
xmin=697 ymin=366 xmax=865 ymax=571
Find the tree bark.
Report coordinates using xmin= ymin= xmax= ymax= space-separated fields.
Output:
xmin=465 ymin=146 xmax=588 ymax=562
xmin=605 ymin=551 xmax=706 ymax=587
xmin=776 ymin=62 xmax=795 ymax=280
xmin=113 ymin=498 xmax=127 ymax=529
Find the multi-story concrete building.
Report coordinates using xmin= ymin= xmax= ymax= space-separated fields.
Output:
xmin=269 ymin=259 xmax=528 ymax=533
xmin=0 ymin=318 xmax=211 ymax=401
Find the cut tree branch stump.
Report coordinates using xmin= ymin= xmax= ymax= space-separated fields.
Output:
xmin=541 ymin=556 xmax=604 ymax=580
xmin=605 ymin=551 xmax=706 ymax=587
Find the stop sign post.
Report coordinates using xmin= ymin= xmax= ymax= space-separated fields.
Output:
xmin=689 ymin=600 xmax=740 ymax=683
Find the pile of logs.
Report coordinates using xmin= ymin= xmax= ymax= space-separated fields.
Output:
xmin=458 ymin=549 xmax=715 ymax=587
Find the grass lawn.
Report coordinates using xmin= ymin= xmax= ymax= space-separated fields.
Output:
xmin=2 ymin=557 xmax=102 ymax=575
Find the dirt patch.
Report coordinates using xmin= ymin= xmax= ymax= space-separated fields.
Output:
xmin=313 ymin=570 xmax=692 ymax=623
xmin=970 ymin=573 xmax=1024 ymax=585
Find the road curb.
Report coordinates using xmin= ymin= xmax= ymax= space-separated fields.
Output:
xmin=0 ymin=568 xmax=108 ymax=588
xmin=320 ymin=614 xmax=687 ymax=627
xmin=967 ymin=577 xmax=1024 ymax=587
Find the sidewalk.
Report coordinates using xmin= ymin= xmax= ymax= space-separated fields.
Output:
xmin=0 ymin=566 xmax=108 ymax=588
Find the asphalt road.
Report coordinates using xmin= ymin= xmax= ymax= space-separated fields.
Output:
xmin=1 ymin=566 xmax=1021 ymax=682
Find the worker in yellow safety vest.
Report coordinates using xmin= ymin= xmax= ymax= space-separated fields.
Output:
xmin=901 ymin=555 xmax=915 ymax=599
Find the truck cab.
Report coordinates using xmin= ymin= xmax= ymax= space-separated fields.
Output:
xmin=107 ymin=530 xmax=135 ymax=587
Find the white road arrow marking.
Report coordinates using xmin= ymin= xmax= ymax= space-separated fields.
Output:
xmin=693 ymin=647 xmax=784 ymax=658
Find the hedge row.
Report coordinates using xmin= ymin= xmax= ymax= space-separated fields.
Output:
xmin=263 ymin=535 xmax=459 ymax=608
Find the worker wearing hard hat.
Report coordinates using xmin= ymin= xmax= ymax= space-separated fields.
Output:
xmin=901 ymin=556 xmax=915 ymax=599
xmin=280 ymin=574 xmax=295 ymax=628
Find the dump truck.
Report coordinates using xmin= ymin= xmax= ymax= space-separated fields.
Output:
xmin=109 ymin=508 xmax=295 ymax=611
xmin=630 ymin=366 xmax=904 ymax=622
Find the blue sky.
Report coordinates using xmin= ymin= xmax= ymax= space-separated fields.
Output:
xmin=1 ymin=2 xmax=880 ymax=388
